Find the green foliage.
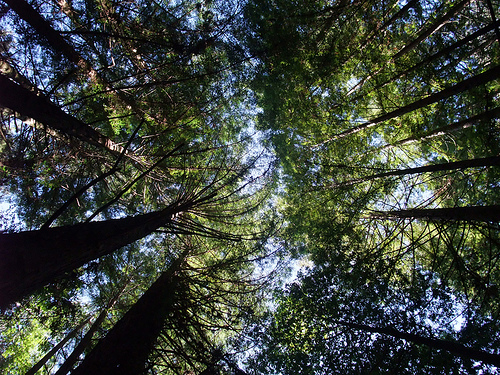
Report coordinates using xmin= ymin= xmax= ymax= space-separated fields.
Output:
xmin=1 ymin=318 xmax=50 ymax=374
xmin=246 ymin=262 xmax=500 ymax=374
xmin=1 ymin=0 xmax=500 ymax=373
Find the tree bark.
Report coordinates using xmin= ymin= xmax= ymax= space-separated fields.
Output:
xmin=0 ymin=75 xmax=123 ymax=154
xmin=350 ymin=23 xmax=497 ymax=105
xmin=379 ymin=107 xmax=500 ymax=151
xmin=25 ymin=316 xmax=92 ymax=375
xmin=327 ymin=155 xmax=500 ymax=189
xmin=54 ymin=284 xmax=128 ymax=375
xmin=316 ymin=64 xmax=500 ymax=146
xmin=70 ymin=252 xmax=188 ymax=375
xmin=0 ymin=200 xmax=194 ymax=308
xmin=338 ymin=320 xmax=500 ymax=368
xmin=393 ymin=0 xmax=471 ymax=59
xmin=371 ymin=205 xmax=500 ymax=223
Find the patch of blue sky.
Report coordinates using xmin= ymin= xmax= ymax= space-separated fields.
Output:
xmin=0 ymin=189 xmax=20 ymax=232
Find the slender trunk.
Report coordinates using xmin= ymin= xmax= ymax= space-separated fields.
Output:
xmin=371 ymin=205 xmax=500 ymax=222
xmin=41 ymin=122 xmax=144 ymax=229
xmin=327 ymin=156 xmax=500 ymax=189
xmin=70 ymin=251 xmax=189 ymax=375
xmin=393 ymin=0 xmax=471 ymax=59
xmin=53 ymin=309 xmax=109 ymax=375
xmin=0 ymin=200 xmax=194 ymax=308
xmin=395 ymin=23 xmax=495 ymax=83
xmin=485 ymin=0 xmax=500 ymax=45
xmin=5 ymin=0 xmax=145 ymax=130
xmin=338 ymin=320 xmax=500 ymax=368
xmin=361 ymin=0 xmax=420 ymax=50
xmin=25 ymin=316 xmax=92 ymax=375
xmin=55 ymin=284 xmax=128 ymax=375
xmin=0 ymin=60 xmax=80 ymax=142
xmin=84 ymin=143 xmax=184 ymax=223
xmin=316 ymin=64 xmax=500 ymax=146
xmin=2 ymin=0 xmax=87 ymax=69
xmin=379 ymin=107 xmax=500 ymax=151
xmin=350 ymin=23 xmax=496 ymax=106
xmin=0 ymin=60 xmax=40 ymax=93
xmin=8 ymin=0 xmax=180 ymax=131
xmin=41 ymin=167 xmax=119 ymax=229
xmin=0 ymin=75 xmax=123 ymax=154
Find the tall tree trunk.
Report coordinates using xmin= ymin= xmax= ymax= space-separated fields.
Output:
xmin=371 ymin=205 xmax=500 ymax=222
xmin=485 ymin=0 xmax=500 ymax=44
xmin=326 ymin=155 xmax=500 ymax=189
xmin=2 ymin=0 xmax=87 ymax=69
xmin=360 ymin=0 xmax=420 ymax=50
xmin=0 ymin=200 xmax=194 ymax=308
xmin=54 ymin=283 xmax=128 ymax=375
xmin=394 ymin=23 xmax=495 ymax=84
xmin=315 ymin=64 xmax=500 ymax=146
xmin=344 ymin=0 xmax=474 ymax=100
xmin=6 ymin=0 xmax=163 ymax=128
xmin=342 ymin=0 xmax=420 ymax=96
xmin=337 ymin=320 xmax=500 ymax=367
xmin=0 ymin=75 xmax=124 ymax=154
xmin=349 ymin=23 xmax=497 ymax=105
xmin=393 ymin=0 xmax=471 ymax=59
xmin=379 ymin=107 xmax=500 ymax=151
xmin=25 ymin=316 xmax=92 ymax=375
xmin=70 ymin=251 xmax=189 ymax=375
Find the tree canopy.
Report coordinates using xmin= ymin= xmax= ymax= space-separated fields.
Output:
xmin=1 ymin=0 xmax=499 ymax=373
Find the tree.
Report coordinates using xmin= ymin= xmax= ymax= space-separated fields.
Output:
xmin=2 ymin=0 xmax=500 ymax=372
xmin=240 ymin=5 xmax=500 ymax=374
xmin=24 ymin=315 xmax=92 ymax=375
xmin=314 ymin=64 xmax=500 ymax=146
xmin=316 ymin=156 xmax=500 ymax=189
xmin=0 ymin=198 xmax=188 ymax=308
xmin=371 ymin=205 xmax=500 ymax=222
xmin=0 ymin=1 xmax=276 ymax=371
xmin=335 ymin=320 xmax=500 ymax=368
xmin=0 ymin=74 xmax=124 ymax=154
xmin=245 ymin=0 xmax=500 ymax=307
xmin=69 ymin=250 xmax=188 ymax=375
xmin=0 ymin=145 xmax=273 ymax=309
xmin=246 ymin=262 xmax=500 ymax=374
